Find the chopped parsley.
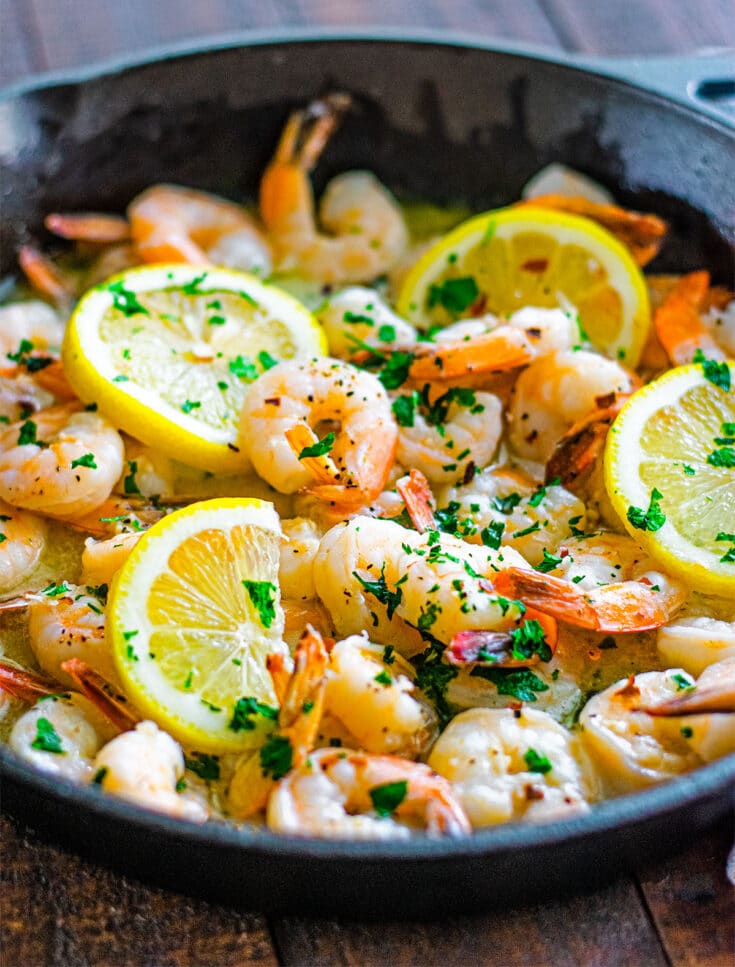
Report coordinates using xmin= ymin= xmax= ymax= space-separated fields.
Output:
xmin=411 ymin=644 xmax=458 ymax=726
xmin=242 ymin=580 xmax=278 ymax=628
xmin=528 ymin=478 xmax=559 ymax=508
xmin=512 ymin=521 xmax=541 ymax=538
xmin=260 ymin=735 xmax=292 ymax=780
xmin=382 ymin=645 xmax=396 ymax=665
xmin=524 ymin=748 xmax=552 ymax=774
xmin=374 ymin=670 xmax=393 ymax=687
xmin=378 ymin=350 xmax=414 ymax=390
xmin=298 ymin=431 xmax=335 ymax=459
xmin=207 ymin=315 xmax=226 ymax=326
xmin=509 ymin=619 xmax=553 ymax=662
xmin=228 ymin=696 xmax=279 ymax=732
xmin=392 ymin=391 xmax=419 ymax=427
xmin=427 ymin=276 xmax=479 ymax=315
xmin=627 ymin=487 xmax=666 ymax=532
xmin=672 ymin=672 xmax=694 ymax=691
xmin=258 ymin=351 xmax=278 ymax=371
xmin=180 ymin=271 xmax=208 ymax=295
xmin=343 ymin=311 xmax=374 ymax=326
xmin=369 ymin=780 xmax=408 ymax=816
xmin=123 ymin=460 xmax=141 ymax=495
xmin=354 ymin=566 xmax=403 ymax=620
xmin=693 ymin=350 xmax=731 ymax=391
xmin=680 ymin=726 xmax=694 ymax=739
xmin=108 ymin=279 xmax=150 ymax=316
xmin=417 ymin=600 xmax=441 ymax=632
xmin=31 ymin=717 xmax=65 ymax=754
xmin=17 ymin=420 xmax=42 ymax=447
xmin=185 ymin=752 xmax=221 ymax=780
xmin=480 ymin=520 xmax=505 ymax=550
xmin=180 ymin=399 xmax=201 ymax=414
xmin=470 ymin=666 xmax=549 ymax=702
xmin=707 ymin=446 xmax=735 ymax=468
xmin=378 ymin=324 xmax=396 ymax=342
xmin=70 ymin=452 xmax=97 ymax=470
xmin=229 ymin=355 xmax=259 ymax=380
xmin=493 ymin=492 xmax=522 ymax=515
xmin=535 ymin=548 xmax=563 ymax=573
xmin=92 ymin=767 xmax=108 ymax=784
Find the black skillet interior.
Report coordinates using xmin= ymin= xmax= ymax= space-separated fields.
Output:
xmin=0 ymin=36 xmax=734 ymax=918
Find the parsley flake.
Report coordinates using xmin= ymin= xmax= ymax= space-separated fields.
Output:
xmin=427 ymin=276 xmax=479 ymax=315
xmin=260 ymin=735 xmax=293 ymax=780
xmin=242 ymin=580 xmax=278 ymax=628
xmin=369 ymin=780 xmax=408 ymax=816
xmin=524 ymin=748 xmax=552 ymax=774
xmin=31 ymin=717 xmax=65 ymax=754
xmin=627 ymin=488 xmax=666 ymax=532
xmin=298 ymin=432 xmax=335 ymax=459
xmin=70 ymin=453 xmax=97 ymax=470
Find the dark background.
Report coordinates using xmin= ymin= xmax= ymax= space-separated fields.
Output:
xmin=1 ymin=1 xmax=734 ymax=964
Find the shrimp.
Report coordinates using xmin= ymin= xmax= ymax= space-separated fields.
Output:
xmin=518 ymin=194 xmax=668 ymax=266
xmin=316 ymin=287 xmax=418 ymax=359
xmin=93 ymin=720 xmax=209 ymax=822
xmin=8 ymin=691 xmax=118 ymax=783
xmin=653 ymin=271 xmax=728 ymax=366
xmin=497 ymin=533 xmax=687 ymax=633
xmin=80 ymin=532 xmax=144 ymax=586
xmin=0 ymin=499 xmax=47 ymax=592
xmin=435 ymin=465 xmax=587 ymax=567
xmin=702 ymin=297 xmax=735 ymax=357
xmin=325 ymin=635 xmax=438 ymax=758
xmin=21 ymin=583 xmax=119 ymax=688
xmin=641 ymin=656 xmax=735 ymax=717
xmin=44 ymin=212 xmax=131 ymax=243
xmin=313 ymin=516 xmax=528 ymax=654
xmin=0 ymin=404 xmax=125 ymax=518
xmin=407 ymin=305 xmax=577 ymax=384
xmin=127 ymin=184 xmax=272 ymax=273
xmin=279 ymin=517 xmax=324 ymax=601
xmin=394 ymin=384 xmax=503 ymax=484
xmin=508 ymin=349 xmax=636 ymax=464
xmin=240 ymin=357 xmax=398 ymax=508
xmin=0 ymin=373 xmax=55 ymax=424
xmin=260 ymin=95 xmax=408 ymax=283
xmin=657 ymin=615 xmax=735 ymax=677
xmin=578 ymin=667 xmax=735 ymax=793
xmin=267 ymin=746 xmax=471 ymax=839
xmin=428 ymin=707 xmax=595 ymax=826
xmin=0 ymin=300 xmax=64 ymax=360
xmin=17 ymin=246 xmax=76 ymax=308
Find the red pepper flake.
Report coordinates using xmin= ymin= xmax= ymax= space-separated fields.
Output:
xmin=521 ymin=258 xmax=549 ymax=273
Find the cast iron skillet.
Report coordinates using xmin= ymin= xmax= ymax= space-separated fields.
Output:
xmin=0 ymin=30 xmax=734 ymax=919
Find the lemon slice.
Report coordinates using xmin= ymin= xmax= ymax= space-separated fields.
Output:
xmin=397 ymin=206 xmax=650 ymax=367
xmin=604 ymin=361 xmax=735 ymax=596
xmin=109 ymin=497 xmax=287 ymax=752
xmin=62 ymin=265 xmax=327 ymax=472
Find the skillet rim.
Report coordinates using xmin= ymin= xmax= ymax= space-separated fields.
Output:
xmin=1 ymin=27 xmax=734 ymax=869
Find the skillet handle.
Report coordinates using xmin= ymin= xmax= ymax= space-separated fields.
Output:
xmin=579 ymin=49 xmax=735 ymax=125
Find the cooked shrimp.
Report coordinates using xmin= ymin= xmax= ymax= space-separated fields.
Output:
xmin=508 ymin=349 xmax=635 ymax=463
xmin=702 ymin=297 xmax=735 ymax=357
xmin=394 ymin=385 xmax=503 ymax=484
xmin=0 ymin=373 xmax=55 ymax=424
xmin=653 ymin=271 xmax=727 ymax=366
xmin=518 ymin=194 xmax=668 ymax=266
xmin=279 ymin=517 xmax=324 ymax=601
xmin=497 ymin=533 xmax=687 ymax=633
xmin=240 ymin=357 xmax=398 ymax=508
xmin=642 ymin=656 xmax=735 ymax=717
xmin=428 ymin=707 xmax=595 ymax=825
xmin=325 ymin=635 xmax=437 ymax=757
xmin=408 ymin=305 xmax=578 ymax=383
xmin=0 ymin=499 xmax=46 ymax=592
xmin=657 ymin=615 xmax=735 ymax=677
xmin=21 ymin=583 xmax=119 ymax=688
xmin=260 ymin=95 xmax=408 ymax=283
xmin=116 ymin=437 xmax=176 ymax=500
xmin=128 ymin=183 xmax=271 ymax=274
xmin=93 ymin=720 xmax=209 ymax=822
xmin=8 ymin=691 xmax=118 ymax=782
xmin=522 ymin=164 xmax=614 ymax=205
xmin=17 ymin=246 xmax=76 ymax=308
xmin=267 ymin=746 xmax=471 ymax=838
xmin=79 ymin=532 xmax=143 ymax=585
xmin=579 ymin=668 xmax=735 ymax=793
xmin=0 ymin=404 xmax=125 ymax=518
xmin=45 ymin=212 xmax=131 ymax=243
xmin=313 ymin=516 xmax=528 ymax=654
xmin=435 ymin=465 xmax=587 ymax=567
xmin=316 ymin=287 xmax=418 ymax=359
xmin=0 ymin=300 xmax=64 ymax=362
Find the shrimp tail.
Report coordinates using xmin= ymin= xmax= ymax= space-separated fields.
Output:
xmin=653 ymin=271 xmax=724 ymax=366
xmin=60 ymin=658 xmax=139 ymax=732
xmin=496 ymin=567 xmax=679 ymax=634
xmin=277 ymin=624 xmax=329 ymax=766
xmin=396 ymin=469 xmax=436 ymax=532
xmin=260 ymin=94 xmax=351 ymax=228
xmin=409 ymin=328 xmax=533 ymax=383
xmin=45 ymin=213 xmax=131 ymax=243
xmin=18 ymin=245 xmax=76 ymax=308
xmin=0 ymin=660 xmax=60 ymax=702
xmin=545 ymin=393 xmax=629 ymax=491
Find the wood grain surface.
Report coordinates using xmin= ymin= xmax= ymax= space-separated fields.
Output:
xmin=1 ymin=1 xmax=734 ymax=965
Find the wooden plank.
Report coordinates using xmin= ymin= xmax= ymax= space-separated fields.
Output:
xmin=539 ymin=0 xmax=735 ymax=54
xmin=272 ymin=877 xmax=667 ymax=967
xmin=0 ymin=815 xmax=278 ymax=967
xmin=637 ymin=818 xmax=735 ymax=967
xmin=0 ymin=0 xmax=44 ymax=87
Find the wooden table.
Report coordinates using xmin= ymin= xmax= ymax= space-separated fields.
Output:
xmin=1 ymin=2 xmax=734 ymax=964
